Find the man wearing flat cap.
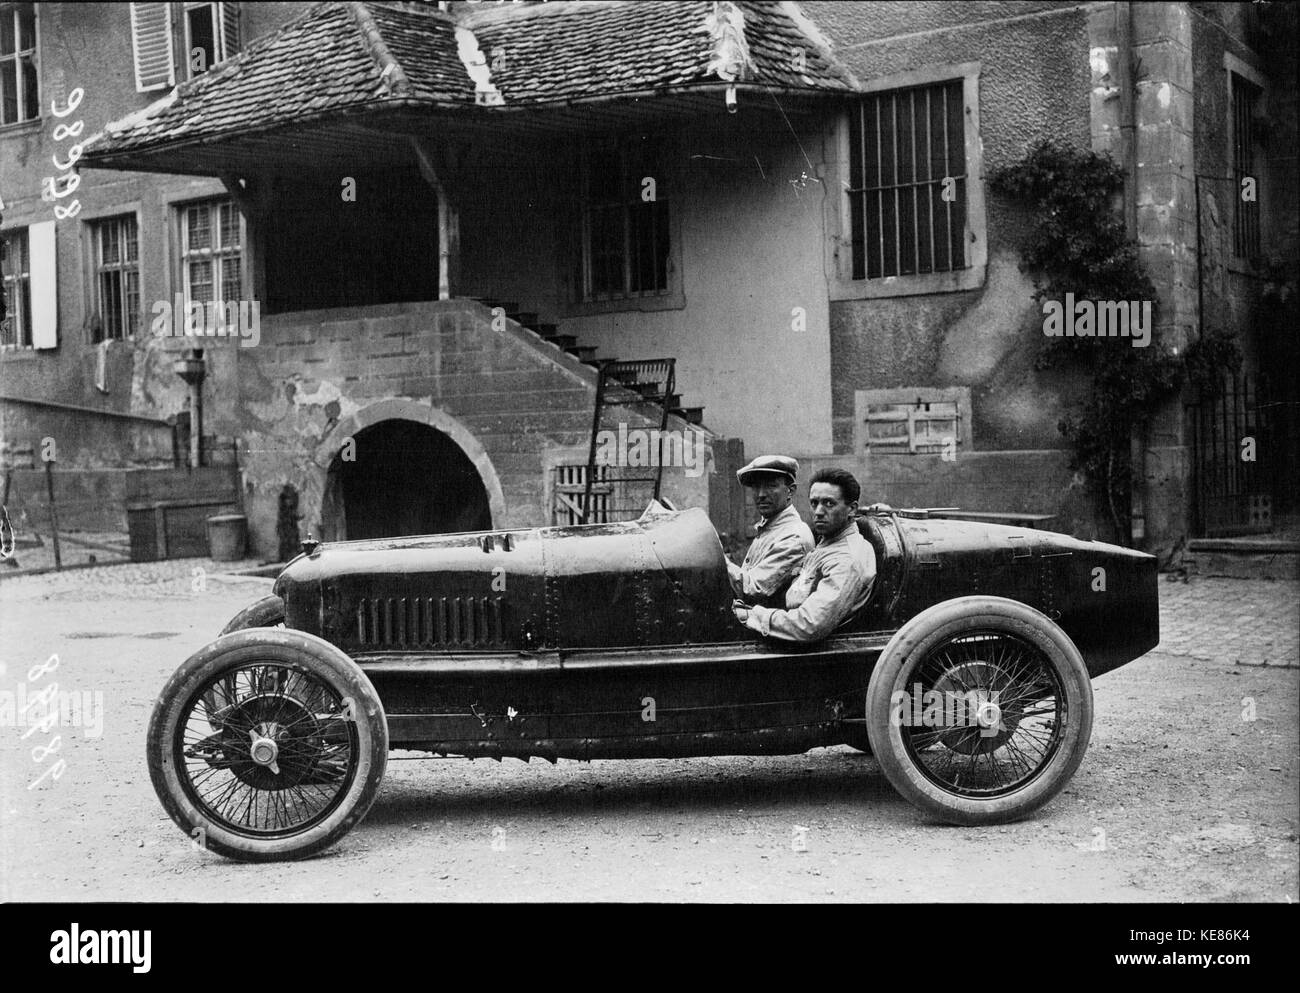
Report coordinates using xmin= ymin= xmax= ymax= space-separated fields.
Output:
xmin=727 ymin=455 xmax=814 ymax=608
xmin=732 ymin=466 xmax=876 ymax=642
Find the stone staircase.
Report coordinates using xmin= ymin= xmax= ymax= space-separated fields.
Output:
xmin=478 ymin=298 xmax=706 ymax=426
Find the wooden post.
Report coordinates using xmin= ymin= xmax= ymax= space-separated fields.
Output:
xmin=220 ymin=173 xmax=271 ymax=304
xmin=44 ymin=459 xmax=62 ymax=570
xmin=411 ymin=138 xmax=455 ymax=300
xmin=436 ymin=193 xmax=451 ymax=300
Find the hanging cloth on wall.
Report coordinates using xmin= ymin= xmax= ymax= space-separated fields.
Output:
xmin=94 ymin=338 xmax=111 ymax=393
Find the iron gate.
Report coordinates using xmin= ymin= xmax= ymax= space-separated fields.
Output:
xmin=1187 ymin=372 xmax=1278 ymax=537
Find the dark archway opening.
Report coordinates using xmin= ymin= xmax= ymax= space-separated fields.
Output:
xmin=330 ymin=419 xmax=491 ymax=540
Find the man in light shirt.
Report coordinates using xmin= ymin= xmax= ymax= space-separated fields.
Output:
xmin=732 ymin=467 xmax=876 ymax=642
xmin=726 ymin=455 xmax=814 ymax=608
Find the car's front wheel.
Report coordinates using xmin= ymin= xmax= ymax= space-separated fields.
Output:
xmin=865 ymin=596 xmax=1093 ymax=825
xmin=147 ymin=628 xmax=387 ymax=861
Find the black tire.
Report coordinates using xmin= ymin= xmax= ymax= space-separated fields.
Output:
xmin=147 ymin=628 xmax=388 ymax=862
xmin=219 ymin=594 xmax=285 ymax=635
xmin=865 ymin=596 xmax=1093 ymax=825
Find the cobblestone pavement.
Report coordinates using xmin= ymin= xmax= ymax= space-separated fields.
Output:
xmin=1157 ymin=573 xmax=1299 ymax=667
xmin=1 ymin=562 xmax=1296 ymax=902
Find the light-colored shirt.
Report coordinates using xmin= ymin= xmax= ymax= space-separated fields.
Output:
xmin=730 ymin=504 xmax=814 ymax=602
xmin=748 ymin=520 xmax=876 ymax=641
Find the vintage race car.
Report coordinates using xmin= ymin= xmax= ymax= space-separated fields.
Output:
xmin=147 ymin=504 xmax=1159 ymax=861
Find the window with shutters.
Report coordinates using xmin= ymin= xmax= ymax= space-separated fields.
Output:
xmin=129 ymin=2 xmax=239 ymax=92
xmin=179 ymin=198 xmax=243 ymax=310
xmin=854 ymin=387 xmax=971 ymax=456
xmin=91 ymin=215 xmax=141 ymax=343
xmin=130 ymin=2 xmax=175 ymax=92
xmin=832 ymin=63 xmax=986 ymax=300
xmin=0 ymin=3 xmax=39 ymax=125
xmin=0 ymin=227 xmax=31 ymax=348
xmin=183 ymin=2 xmax=240 ymax=78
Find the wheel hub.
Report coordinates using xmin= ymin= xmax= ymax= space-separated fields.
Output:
xmin=248 ymin=723 xmax=282 ymax=774
xmin=217 ymin=694 xmax=328 ymax=789
xmin=974 ymin=698 xmax=1002 ymax=730
xmin=932 ymin=659 xmax=1018 ymax=754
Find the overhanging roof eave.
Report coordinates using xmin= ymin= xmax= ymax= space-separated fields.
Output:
xmin=84 ymin=83 xmax=849 ymax=177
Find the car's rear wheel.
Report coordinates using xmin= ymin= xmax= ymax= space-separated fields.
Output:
xmin=219 ymin=594 xmax=285 ymax=635
xmin=865 ymin=596 xmax=1092 ymax=825
xmin=147 ymin=628 xmax=387 ymax=861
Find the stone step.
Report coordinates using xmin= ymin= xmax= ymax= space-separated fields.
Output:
xmin=1184 ymin=537 xmax=1300 ymax=580
xmin=545 ymin=334 xmax=577 ymax=350
xmin=508 ymin=311 xmax=539 ymax=327
xmin=671 ymin=406 xmax=705 ymax=425
xmin=566 ymin=345 xmax=597 ymax=362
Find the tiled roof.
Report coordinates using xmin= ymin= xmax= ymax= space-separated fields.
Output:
xmin=90 ymin=1 xmax=856 ymax=157
xmin=461 ymin=1 xmax=855 ymax=105
xmin=98 ymin=4 xmax=392 ymax=153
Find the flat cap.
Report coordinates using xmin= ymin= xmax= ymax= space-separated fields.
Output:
xmin=736 ymin=455 xmax=799 ymax=486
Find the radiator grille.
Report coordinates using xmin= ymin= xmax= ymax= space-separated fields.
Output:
xmin=356 ymin=596 xmax=505 ymax=648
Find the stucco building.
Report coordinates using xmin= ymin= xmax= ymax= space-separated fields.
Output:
xmin=1 ymin=1 xmax=1294 ymax=561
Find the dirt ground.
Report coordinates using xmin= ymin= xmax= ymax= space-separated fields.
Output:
xmin=1 ymin=562 xmax=1296 ymax=902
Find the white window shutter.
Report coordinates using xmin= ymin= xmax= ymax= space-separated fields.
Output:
xmin=130 ymin=2 xmax=175 ymax=93
xmin=29 ymin=221 xmax=58 ymax=350
xmin=219 ymin=2 xmax=241 ymax=62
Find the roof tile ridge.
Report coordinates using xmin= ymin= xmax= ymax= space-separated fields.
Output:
xmin=345 ymin=1 xmax=414 ymax=98
xmin=457 ymin=0 xmax=626 ymax=29
xmin=774 ymin=1 xmax=862 ymax=89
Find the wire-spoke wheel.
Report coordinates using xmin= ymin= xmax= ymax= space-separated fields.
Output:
xmin=866 ymin=596 xmax=1093 ymax=825
xmin=148 ymin=629 xmax=387 ymax=861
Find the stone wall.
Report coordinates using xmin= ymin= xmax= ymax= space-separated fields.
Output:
xmin=229 ymin=300 xmax=719 ymax=557
xmin=804 ymin=1 xmax=1100 ymax=532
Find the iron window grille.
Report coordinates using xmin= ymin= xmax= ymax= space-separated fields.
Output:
xmin=1231 ymin=72 xmax=1262 ymax=261
xmin=847 ymin=78 xmax=967 ymax=280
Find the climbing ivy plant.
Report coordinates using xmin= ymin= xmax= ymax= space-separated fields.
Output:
xmin=989 ymin=140 xmax=1239 ymax=542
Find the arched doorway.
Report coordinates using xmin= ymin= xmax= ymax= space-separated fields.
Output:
xmin=328 ymin=419 xmax=492 ymax=540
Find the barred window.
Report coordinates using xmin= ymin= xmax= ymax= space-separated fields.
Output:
xmin=1 ymin=227 xmax=31 ymax=348
xmin=847 ymin=78 xmax=967 ymax=280
xmin=1231 ymin=72 xmax=1261 ymax=260
xmin=92 ymin=215 xmax=141 ymax=342
xmin=181 ymin=198 xmax=242 ymax=313
xmin=573 ymin=137 xmax=670 ymax=302
xmin=0 ymin=2 xmax=39 ymax=125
